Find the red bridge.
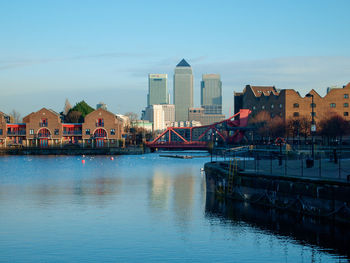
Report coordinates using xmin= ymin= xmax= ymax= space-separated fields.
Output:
xmin=146 ymin=109 xmax=251 ymax=151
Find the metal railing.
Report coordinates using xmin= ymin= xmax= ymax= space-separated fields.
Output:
xmin=7 ymin=131 xmax=26 ymax=135
xmin=63 ymin=131 xmax=82 ymax=135
xmin=219 ymin=149 xmax=350 ymax=182
xmin=39 ymin=123 xmax=48 ymax=127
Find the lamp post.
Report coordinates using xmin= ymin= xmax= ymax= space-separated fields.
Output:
xmin=306 ymin=93 xmax=315 ymax=166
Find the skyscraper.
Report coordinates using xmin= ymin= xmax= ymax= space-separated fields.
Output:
xmin=173 ymin=59 xmax=193 ymax=121
xmin=148 ymin=74 xmax=169 ymax=106
xmin=201 ymin=74 xmax=222 ymax=114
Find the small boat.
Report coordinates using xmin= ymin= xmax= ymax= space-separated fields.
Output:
xmin=160 ymin=154 xmax=193 ymax=159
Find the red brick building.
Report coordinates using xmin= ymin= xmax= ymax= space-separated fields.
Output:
xmin=234 ymin=83 xmax=350 ymax=123
xmin=0 ymin=108 xmax=124 ymax=148
xmin=82 ymin=108 xmax=123 ymax=147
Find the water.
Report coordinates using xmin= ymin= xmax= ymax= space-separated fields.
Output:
xmin=0 ymin=153 xmax=348 ymax=262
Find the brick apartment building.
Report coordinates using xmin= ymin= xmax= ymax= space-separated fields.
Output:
xmin=234 ymin=83 xmax=350 ymax=123
xmin=0 ymin=108 xmax=124 ymax=148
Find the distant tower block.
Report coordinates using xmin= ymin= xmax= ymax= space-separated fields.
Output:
xmin=174 ymin=59 xmax=193 ymax=122
xmin=148 ymin=74 xmax=169 ymax=106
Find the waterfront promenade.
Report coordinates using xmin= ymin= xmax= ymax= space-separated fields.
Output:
xmin=236 ymin=157 xmax=350 ymax=182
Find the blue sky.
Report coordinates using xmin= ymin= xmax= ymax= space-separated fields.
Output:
xmin=1 ymin=0 xmax=350 ymax=118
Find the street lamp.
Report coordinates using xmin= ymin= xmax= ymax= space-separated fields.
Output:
xmin=306 ymin=93 xmax=316 ymax=166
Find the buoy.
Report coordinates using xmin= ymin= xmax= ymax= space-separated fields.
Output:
xmin=82 ymin=159 xmax=86 ymax=164
xmin=110 ymin=157 xmax=114 ymax=160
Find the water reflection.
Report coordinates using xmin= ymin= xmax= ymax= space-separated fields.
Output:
xmin=205 ymin=193 xmax=350 ymax=260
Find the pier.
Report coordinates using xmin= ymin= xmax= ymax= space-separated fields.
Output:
xmin=204 ymin=157 xmax=350 ymax=224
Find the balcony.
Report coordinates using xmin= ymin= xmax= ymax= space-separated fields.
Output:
xmin=63 ymin=131 xmax=82 ymax=136
xmin=39 ymin=123 xmax=48 ymax=127
xmin=7 ymin=131 xmax=26 ymax=136
xmin=96 ymin=123 xmax=104 ymax=127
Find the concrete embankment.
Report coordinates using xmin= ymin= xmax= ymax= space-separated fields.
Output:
xmin=0 ymin=147 xmax=145 ymax=155
xmin=204 ymin=161 xmax=350 ymax=223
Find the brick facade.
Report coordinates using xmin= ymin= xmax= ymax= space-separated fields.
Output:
xmin=0 ymin=108 xmax=124 ymax=148
xmin=234 ymin=83 xmax=350 ymax=123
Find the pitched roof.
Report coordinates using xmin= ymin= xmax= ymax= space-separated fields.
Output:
xmin=249 ymin=85 xmax=279 ymax=97
xmin=176 ymin=59 xmax=191 ymax=67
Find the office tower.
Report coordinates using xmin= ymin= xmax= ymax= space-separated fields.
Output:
xmin=201 ymin=74 xmax=222 ymax=114
xmin=173 ymin=59 xmax=193 ymax=122
xmin=148 ymin=74 xmax=169 ymax=106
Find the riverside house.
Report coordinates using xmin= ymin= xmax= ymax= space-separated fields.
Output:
xmin=0 ymin=108 xmax=124 ymax=148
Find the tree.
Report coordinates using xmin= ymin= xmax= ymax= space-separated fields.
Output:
xmin=9 ymin=110 xmax=22 ymax=123
xmin=63 ymin=98 xmax=72 ymax=115
xmin=249 ymin=111 xmax=271 ymax=141
xmin=319 ymin=114 xmax=349 ymax=144
xmin=65 ymin=111 xmax=83 ymax=123
xmin=65 ymin=101 xmax=94 ymax=123
xmin=269 ymin=116 xmax=285 ymax=138
xmin=124 ymin=112 xmax=138 ymax=128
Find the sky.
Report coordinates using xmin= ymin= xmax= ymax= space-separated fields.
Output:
xmin=1 ymin=0 xmax=350 ymax=118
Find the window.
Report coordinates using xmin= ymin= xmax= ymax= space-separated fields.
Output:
xmin=344 ymin=94 xmax=349 ymax=99
xmin=279 ymin=104 xmax=283 ymax=108
xmin=293 ymin=112 xmax=299 ymax=117
xmin=40 ymin=118 xmax=48 ymax=127
xmin=111 ymin=129 xmax=115 ymax=135
xmin=344 ymin=103 xmax=349 ymax=108
xmin=30 ymin=129 xmax=34 ymax=135
xmin=97 ymin=118 xmax=104 ymax=127
xmin=293 ymin=103 xmax=299 ymax=108
xmin=0 ymin=129 xmax=2 ymax=135
xmin=54 ymin=129 xmax=59 ymax=135
xmin=310 ymin=103 xmax=316 ymax=108
xmin=330 ymin=103 xmax=336 ymax=108
xmin=261 ymin=105 xmax=265 ymax=110
xmin=311 ymin=112 xmax=316 ymax=117
xmin=271 ymin=113 xmax=274 ymax=118
xmin=344 ymin=112 xmax=349 ymax=116
xmin=85 ymin=129 xmax=90 ymax=135
xmin=271 ymin=104 xmax=274 ymax=109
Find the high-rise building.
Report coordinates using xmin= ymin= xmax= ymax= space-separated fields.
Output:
xmin=174 ymin=59 xmax=193 ymax=122
xmin=201 ymin=74 xmax=222 ymax=114
xmin=142 ymin=104 xmax=175 ymax=131
xmin=148 ymin=74 xmax=169 ymax=106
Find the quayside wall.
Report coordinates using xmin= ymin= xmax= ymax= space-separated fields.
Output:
xmin=204 ymin=161 xmax=350 ymax=224
xmin=0 ymin=147 xmax=144 ymax=155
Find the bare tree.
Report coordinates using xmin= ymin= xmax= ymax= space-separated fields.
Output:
xmin=63 ymin=98 xmax=72 ymax=115
xmin=9 ymin=110 xmax=22 ymax=123
xmin=124 ymin=112 xmax=138 ymax=128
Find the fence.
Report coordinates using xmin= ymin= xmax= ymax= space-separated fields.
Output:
xmin=215 ymin=149 xmax=350 ymax=182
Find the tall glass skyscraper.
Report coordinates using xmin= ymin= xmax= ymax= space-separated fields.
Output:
xmin=148 ymin=74 xmax=169 ymax=106
xmin=201 ymin=74 xmax=222 ymax=114
xmin=173 ymin=59 xmax=193 ymax=121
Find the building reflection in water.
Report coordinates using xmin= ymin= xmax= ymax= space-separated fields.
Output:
xmin=148 ymin=166 xmax=198 ymax=233
xmin=205 ymin=193 xmax=350 ymax=260
xmin=148 ymin=170 xmax=172 ymax=212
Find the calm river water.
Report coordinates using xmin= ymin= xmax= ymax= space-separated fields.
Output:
xmin=0 ymin=153 xmax=348 ymax=262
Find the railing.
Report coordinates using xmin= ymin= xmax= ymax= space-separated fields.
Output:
xmin=7 ymin=131 xmax=26 ymax=136
xmin=96 ymin=123 xmax=104 ymax=127
xmin=63 ymin=131 xmax=82 ymax=135
xmin=37 ymin=134 xmax=51 ymax=138
xmin=39 ymin=123 xmax=48 ymax=127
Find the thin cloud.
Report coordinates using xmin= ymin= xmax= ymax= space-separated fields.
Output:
xmin=0 ymin=52 xmax=149 ymax=71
